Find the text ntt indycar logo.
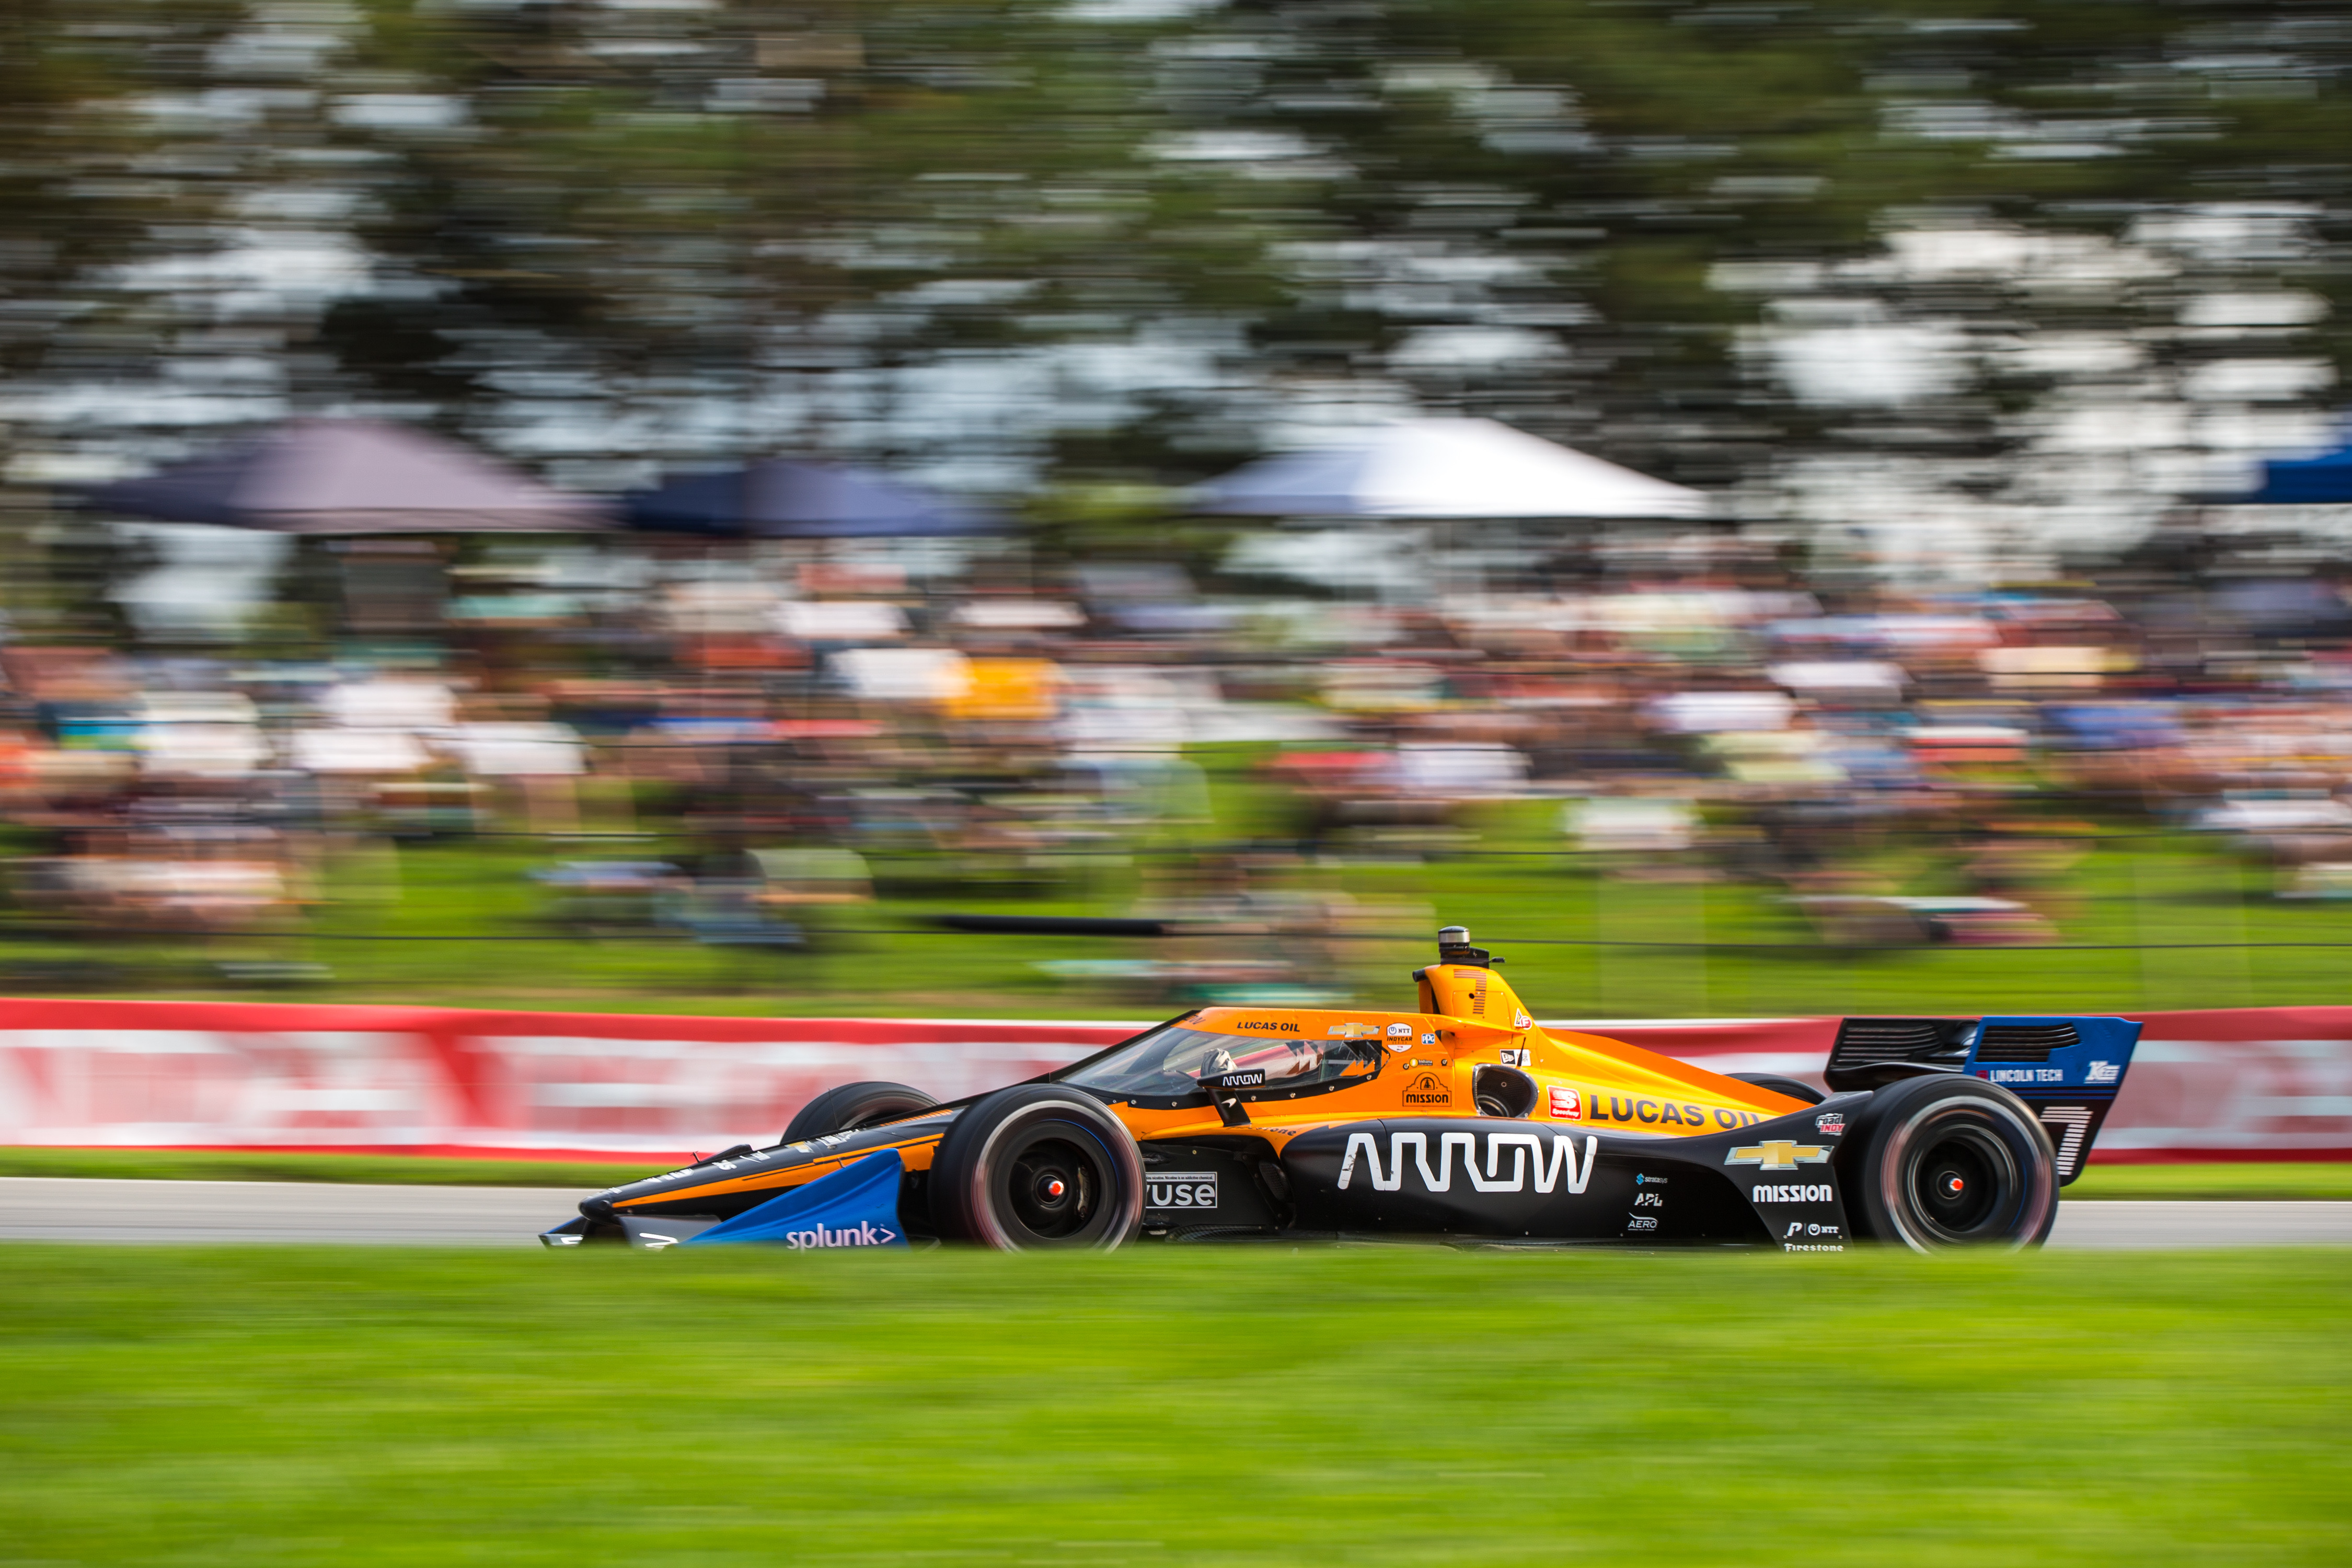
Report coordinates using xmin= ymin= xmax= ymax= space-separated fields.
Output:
xmin=782 ymin=1220 xmax=898 ymax=1250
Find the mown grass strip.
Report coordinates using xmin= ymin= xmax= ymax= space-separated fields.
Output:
xmin=2 ymin=1244 xmax=2345 ymax=1566
xmin=2066 ymin=1161 xmax=2352 ymax=1201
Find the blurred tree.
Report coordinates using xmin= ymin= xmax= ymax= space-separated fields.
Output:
xmin=0 ymin=0 xmax=247 ymax=626
xmin=2 ymin=0 xmax=2344 ymax=554
xmin=0 ymin=2 xmax=246 ymax=400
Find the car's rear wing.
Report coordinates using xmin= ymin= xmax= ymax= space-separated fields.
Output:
xmin=1824 ymin=1015 xmax=2143 ymax=1184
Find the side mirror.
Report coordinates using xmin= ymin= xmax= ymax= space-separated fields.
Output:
xmin=1201 ymin=1068 xmax=1261 ymax=1126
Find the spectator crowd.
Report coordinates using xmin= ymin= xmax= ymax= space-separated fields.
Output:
xmin=3 ymin=523 xmax=2348 ymax=1001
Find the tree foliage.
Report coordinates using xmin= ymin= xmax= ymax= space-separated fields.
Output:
xmin=3 ymin=0 xmax=2345 ymax=515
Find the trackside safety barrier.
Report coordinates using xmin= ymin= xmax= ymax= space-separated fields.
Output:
xmin=0 ymin=999 xmax=2346 ymax=1162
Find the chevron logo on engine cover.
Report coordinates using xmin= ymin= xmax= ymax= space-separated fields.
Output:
xmin=1726 ymin=1140 xmax=1830 ymax=1171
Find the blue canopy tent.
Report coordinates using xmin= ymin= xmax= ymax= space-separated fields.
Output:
xmin=624 ymin=459 xmax=1001 ymax=538
xmin=2242 ymin=432 xmax=2352 ymax=504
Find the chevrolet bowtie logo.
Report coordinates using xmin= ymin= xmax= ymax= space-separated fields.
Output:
xmin=1726 ymin=1140 xmax=1830 ymax=1171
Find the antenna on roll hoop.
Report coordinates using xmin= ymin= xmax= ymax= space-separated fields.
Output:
xmin=1436 ymin=925 xmax=1500 ymax=967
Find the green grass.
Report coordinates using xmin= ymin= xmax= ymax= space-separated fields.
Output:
xmin=2067 ymin=1162 xmax=2352 ymax=1201
xmin=0 ymin=1147 xmax=667 ymax=1189
xmin=9 ymin=1147 xmax=2352 ymax=1198
xmin=2 ymin=1246 xmax=2346 ymax=1565
xmin=0 ymin=754 xmax=2341 ymax=1020
xmin=25 ymin=843 xmax=2348 ymax=1021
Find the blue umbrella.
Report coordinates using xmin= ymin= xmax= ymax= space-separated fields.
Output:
xmin=624 ymin=459 xmax=1000 ymax=538
xmin=2241 ymin=419 xmax=2352 ymax=504
xmin=2245 ymin=444 xmax=2352 ymax=504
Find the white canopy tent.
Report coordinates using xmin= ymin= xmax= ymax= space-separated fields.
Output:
xmin=1193 ymin=417 xmax=1710 ymax=520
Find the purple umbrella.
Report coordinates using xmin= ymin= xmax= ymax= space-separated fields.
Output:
xmin=77 ymin=419 xmax=612 ymax=535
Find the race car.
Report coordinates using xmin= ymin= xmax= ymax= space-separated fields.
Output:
xmin=540 ymin=926 xmax=2140 ymax=1254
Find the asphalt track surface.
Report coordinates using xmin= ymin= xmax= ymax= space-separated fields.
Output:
xmin=0 ymin=1179 xmax=590 ymax=1245
xmin=2 ymin=1179 xmax=2351 ymax=1248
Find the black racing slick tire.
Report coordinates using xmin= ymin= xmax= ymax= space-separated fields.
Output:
xmin=928 ymin=1085 xmax=1145 ymax=1251
xmin=1839 ymin=1075 xmax=2059 ymax=1252
xmin=1728 ymin=1072 xmax=1825 ymax=1106
xmin=783 ymin=1081 xmax=939 ymax=1143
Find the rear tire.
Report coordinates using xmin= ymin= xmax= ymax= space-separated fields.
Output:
xmin=1728 ymin=1071 xmax=1825 ymax=1106
xmin=783 ymin=1081 xmax=939 ymax=1143
xmin=1839 ymin=1075 xmax=2057 ymax=1251
xmin=929 ymin=1086 xmax=1145 ymax=1251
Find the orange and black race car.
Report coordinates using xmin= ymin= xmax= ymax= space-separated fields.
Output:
xmin=540 ymin=927 xmax=2141 ymax=1254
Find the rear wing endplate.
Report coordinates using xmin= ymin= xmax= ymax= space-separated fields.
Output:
xmin=1825 ymin=1015 xmax=2143 ymax=1184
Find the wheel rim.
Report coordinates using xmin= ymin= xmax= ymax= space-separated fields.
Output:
xmin=992 ymin=1122 xmax=1119 ymax=1246
xmin=1885 ymin=1103 xmax=2044 ymax=1248
xmin=1906 ymin=1126 xmax=2012 ymax=1241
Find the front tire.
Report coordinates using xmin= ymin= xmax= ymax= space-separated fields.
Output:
xmin=929 ymin=1085 xmax=1145 ymax=1251
xmin=783 ymin=1081 xmax=939 ymax=1143
xmin=1840 ymin=1075 xmax=2058 ymax=1251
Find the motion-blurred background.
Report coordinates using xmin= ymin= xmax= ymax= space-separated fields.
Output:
xmin=3 ymin=19 xmax=2349 ymax=1562
xmin=1 ymin=0 xmax=2347 ymax=1023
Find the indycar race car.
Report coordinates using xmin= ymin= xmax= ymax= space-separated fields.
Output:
xmin=541 ymin=927 xmax=2141 ymax=1254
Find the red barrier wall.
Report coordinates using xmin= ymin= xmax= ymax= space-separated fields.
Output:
xmin=0 ymin=999 xmax=1133 ymax=1161
xmin=3 ymin=999 xmax=2346 ymax=1161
